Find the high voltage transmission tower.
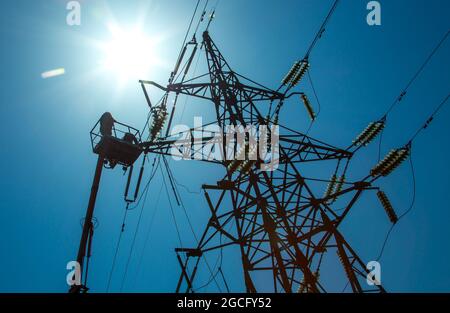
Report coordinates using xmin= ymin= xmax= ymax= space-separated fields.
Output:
xmin=140 ymin=31 xmax=390 ymax=293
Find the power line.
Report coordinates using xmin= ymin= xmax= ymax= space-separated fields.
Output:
xmin=172 ymin=0 xmax=215 ymax=85
xmin=131 ymin=183 xmax=164 ymax=290
xmin=193 ymin=0 xmax=210 ymax=35
xmin=409 ymin=93 xmax=450 ymax=142
xmin=127 ymin=157 xmax=161 ymax=211
xmin=305 ymin=69 xmax=322 ymax=135
xmin=279 ymin=0 xmax=340 ymax=93
xmin=106 ymin=156 xmax=159 ymax=292
xmin=304 ymin=0 xmax=340 ymax=60
xmin=162 ymin=157 xmax=222 ymax=292
xmin=176 ymin=44 xmax=203 ymax=125
xmin=160 ymin=163 xmax=222 ymax=292
xmin=384 ymin=30 xmax=449 ymax=117
xmin=379 ymin=92 xmax=450 ymax=153
xmin=205 ymin=0 xmax=220 ymax=32
xmin=370 ymin=93 xmax=449 ymax=262
xmin=165 ymin=0 xmax=215 ymax=137
xmin=218 ymin=267 xmax=230 ymax=293
xmin=175 ymin=179 xmax=202 ymax=195
xmin=161 ymin=164 xmax=184 ymax=248
xmin=377 ymin=130 xmax=384 ymax=162
xmin=171 ymin=0 xmax=202 ymax=82
xmin=106 ymin=204 xmax=128 ymax=292
xmin=119 ymin=167 xmax=155 ymax=292
xmin=192 ymin=229 xmax=228 ymax=292
xmin=352 ymin=30 xmax=449 ymax=153
xmin=163 ymin=157 xmax=198 ymax=241
xmin=161 ymin=160 xmax=222 ymax=291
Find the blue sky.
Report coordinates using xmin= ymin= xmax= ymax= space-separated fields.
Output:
xmin=0 ymin=0 xmax=449 ymax=292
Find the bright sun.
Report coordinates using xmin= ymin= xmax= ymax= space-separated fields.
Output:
xmin=100 ymin=24 xmax=160 ymax=84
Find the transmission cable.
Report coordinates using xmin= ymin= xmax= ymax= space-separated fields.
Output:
xmin=106 ymin=204 xmax=129 ymax=292
xmin=372 ymin=92 xmax=449 ymax=262
xmin=409 ymin=92 xmax=450 ymax=142
xmin=278 ymin=0 xmax=340 ymax=93
xmin=161 ymin=164 xmax=221 ymax=292
xmin=192 ymin=230 xmax=227 ymax=292
xmin=176 ymin=44 xmax=203 ymax=125
xmin=304 ymin=0 xmax=340 ymax=60
xmin=160 ymin=164 xmax=184 ymax=248
xmin=376 ymin=30 xmax=449 ymax=157
xmin=384 ymin=30 xmax=449 ymax=117
xmin=172 ymin=0 xmax=202 ymax=80
xmin=119 ymin=161 xmax=157 ymax=292
xmin=160 ymin=166 xmax=220 ymax=292
xmin=106 ymin=155 xmax=159 ymax=292
xmin=131 ymin=183 xmax=164 ymax=290
xmin=162 ymin=157 xmax=222 ymax=291
xmin=193 ymin=0 xmax=210 ymax=35
xmin=305 ymin=69 xmax=322 ymax=135
xmin=127 ymin=157 xmax=161 ymax=211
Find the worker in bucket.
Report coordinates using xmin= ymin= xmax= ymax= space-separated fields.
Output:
xmin=99 ymin=112 xmax=115 ymax=137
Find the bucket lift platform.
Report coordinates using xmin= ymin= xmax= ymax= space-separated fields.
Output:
xmin=70 ymin=115 xmax=143 ymax=293
xmin=90 ymin=118 xmax=142 ymax=168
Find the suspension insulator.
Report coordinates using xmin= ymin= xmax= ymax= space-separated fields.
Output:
xmin=291 ymin=60 xmax=310 ymax=86
xmin=353 ymin=120 xmax=385 ymax=146
xmin=238 ymin=144 xmax=257 ymax=174
xmin=314 ymin=270 xmax=320 ymax=281
xmin=184 ymin=45 xmax=198 ymax=75
xmin=330 ymin=175 xmax=345 ymax=203
xmin=281 ymin=61 xmax=301 ymax=86
xmin=324 ymin=174 xmax=337 ymax=199
xmin=273 ymin=113 xmax=279 ymax=125
xmin=337 ymin=249 xmax=353 ymax=283
xmin=272 ymin=99 xmax=284 ymax=124
xmin=297 ymin=282 xmax=306 ymax=293
xmin=227 ymin=143 xmax=246 ymax=174
xmin=334 ymin=175 xmax=345 ymax=194
xmin=297 ymin=270 xmax=319 ymax=294
xmin=227 ymin=160 xmax=241 ymax=175
xmin=173 ymin=45 xmax=187 ymax=77
xmin=236 ymin=143 xmax=246 ymax=160
xmin=239 ymin=160 xmax=255 ymax=174
xmin=149 ymin=106 xmax=168 ymax=141
xmin=371 ymin=149 xmax=399 ymax=176
xmin=371 ymin=146 xmax=410 ymax=177
xmin=301 ymin=94 xmax=316 ymax=121
xmin=376 ymin=191 xmax=398 ymax=224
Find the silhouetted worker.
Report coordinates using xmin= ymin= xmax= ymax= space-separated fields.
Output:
xmin=122 ymin=132 xmax=139 ymax=145
xmin=99 ymin=112 xmax=114 ymax=136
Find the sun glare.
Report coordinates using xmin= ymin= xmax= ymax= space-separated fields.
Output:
xmin=100 ymin=24 xmax=160 ymax=84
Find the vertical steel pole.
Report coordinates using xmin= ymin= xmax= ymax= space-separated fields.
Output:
xmin=70 ymin=154 xmax=104 ymax=293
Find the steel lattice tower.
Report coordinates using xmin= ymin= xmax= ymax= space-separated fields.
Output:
xmin=139 ymin=31 xmax=387 ymax=293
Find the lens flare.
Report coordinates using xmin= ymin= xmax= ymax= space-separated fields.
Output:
xmin=99 ymin=24 xmax=160 ymax=84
